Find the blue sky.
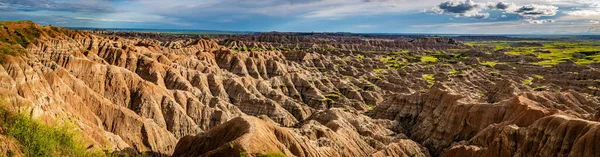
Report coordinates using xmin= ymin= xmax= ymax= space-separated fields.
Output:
xmin=0 ymin=0 xmax=599 ymax=34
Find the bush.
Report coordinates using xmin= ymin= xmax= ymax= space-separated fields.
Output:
xmin=422 ymin=74 xmax=435 ymax=88
xmin=0 ymin=104 xmax=104 ymax=157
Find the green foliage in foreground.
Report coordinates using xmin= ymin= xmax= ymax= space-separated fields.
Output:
xmin=258 ymin=152 xmax=287 ymax=157
xmin=0 ymin=104 xmax=105 ymax=157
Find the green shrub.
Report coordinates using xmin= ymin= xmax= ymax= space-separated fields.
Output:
xmin=522 ymin=78 xmax=533 ymax=86
xmin=240 ymin=151 xmax=248 ymax=157
xmin=422 ymin=74 xmax=435 ymax=88
xmin=0 ymin=103 xmax=104 ymax=157
xmin=372 ymin=69 xmax=385 ymax=74
xmin=533 ymin=86 xmax=547 ymax=91
xmin=387 ymin=63 xmax=403 ymax=70
xmin=380 ymin=56 xmax=399 ymax=63
xmin=448 ymin=69 xmax=460 ymax=75
xmin=326 ymin=93 xmax=340 ymax=98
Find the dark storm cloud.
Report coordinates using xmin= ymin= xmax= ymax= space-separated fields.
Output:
xmin=433 ymin=0 xmax=489 ymax=19
xmin=438 ymin=0 xmax=479 ymax=14
xmin=514 ymin=4 xmax=558 ymax=18
xmin=433 ymin=0 xmax=557 ymax=19
xmin=492 ymin=2 xmax=515 ymax=10
xmin=0 ymin=0 xmax=115 ymax=13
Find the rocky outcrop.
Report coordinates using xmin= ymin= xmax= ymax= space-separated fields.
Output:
xmin=1 ymin=21 xmax=600 ymax=156
xmin=0 ymin=135 xmax=23 ymax=157
xmin=370 ymin=89 xmax=599 ymax=155
xmin=442 ymin=115 xmax=600 ymax=157
xmin=173 ymin=112 xmax=430 ymax=157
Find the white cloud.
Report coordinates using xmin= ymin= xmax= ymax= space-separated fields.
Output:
xmin=513 ymin=4 xmax=558 ymax=18
xmin=411 ymin=21 xmax=600 ymax=34
xmin=431 ymin=0 xmax=558 ymax=20
xmin=525 ymin=19 xmax=555 ymax=24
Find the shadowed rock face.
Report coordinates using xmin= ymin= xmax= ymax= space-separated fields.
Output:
xmin=1 ymin=21 xmax=600 ymax=156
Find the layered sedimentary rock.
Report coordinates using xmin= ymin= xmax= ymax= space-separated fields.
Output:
xmin=1 ymin=21 xmax=599 ymax=156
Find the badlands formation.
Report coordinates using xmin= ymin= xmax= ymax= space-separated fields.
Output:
xmin=0 ymin=21 xmax=599 ymax=156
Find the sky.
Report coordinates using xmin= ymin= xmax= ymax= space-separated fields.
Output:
xmin=0 ymin=0 xmax=599 ymax=34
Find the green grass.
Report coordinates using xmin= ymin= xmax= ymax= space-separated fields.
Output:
xmin=325 ymin=93 xmax=340 ymax=99
xmin=380 ymin=56 xmax=399 ymax=63
xmin=420 ymin=55 xmax=439 ymax=63
xmin=422 ymin=74 xmax=435 ymax=88
xmin=533 ymin=86 xmax=547 ymax=91
xmin=364 ymin=104 xmax=376 ymax=113
xmin=1 ymin=45 xmax=14 ymax=55
xmin=480 ymin=61 xmax=501 ymax=67
xmin=387 ymin=50 xmax=410 ymax=55
xmin=373 ymin=69 xmax=386 ymax=74
xmin=448 ymin=69 xmax=460 ymax=75
xmin=0 ymin=102 xmax=104 ymax=157
xmin=491 ymin=41 xmax=600 ymax=66
xmin=533 ymin=74 xmax=544 ymax=79
xmin=240 ymin=151 xmax=248 ymax=157
xmin=523 ymin=78 xmax=533 ymax=86
xmin=258 ymin=152 xmax=286 ymax=157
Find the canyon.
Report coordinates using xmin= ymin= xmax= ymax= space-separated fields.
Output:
xmin=0 ymin=21 xmax=599 ymax=157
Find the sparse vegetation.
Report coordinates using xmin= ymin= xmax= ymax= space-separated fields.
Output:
xmin=448 ymin=69 xmax=460 ymax=75
xmin=325 ymin=93 xmax=340 ymax=100
xmin=240 ymin=151 xmax=248 ymax=157
xmin=420 ymin=55 xmax=439 ymax=63
xmin=373 ymin=69 xmax=386 ymax=74
xmin=0 ymin=101 xmax=104 ymax=157
xmin=480 ymin=61 xmax=500 ymax=68
xmin=422 ymin=74 xmax=435 ymax=88
xmin=258 ymin=152 xmax=287 ymax=157
xmin=355 ymin=55 xmax=366 ymax=60
xmin=533 ymin=86 xmax=547 ymax=91
xmin=523 ymin=78 xmax=533 ymax=86
xmin=380 ymin=56 xmax=399 ymax=63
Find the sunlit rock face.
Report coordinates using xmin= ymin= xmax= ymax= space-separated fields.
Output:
xmin=1 ymin=21 xmax=599 ymax=156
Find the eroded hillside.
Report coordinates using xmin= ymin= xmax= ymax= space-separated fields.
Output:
xmin=0 ymin=21 xmax=599 ymax=157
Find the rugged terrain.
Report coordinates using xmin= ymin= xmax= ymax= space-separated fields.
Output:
xmin=1 ymin=21 xmax=599 ymax=157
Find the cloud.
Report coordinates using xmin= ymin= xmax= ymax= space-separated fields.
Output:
xmin=0 ymin=0 xmax=116 ymax=13
xmin=490 ymin=2 xmax=516 ymax=10
xmin=525 ymin=19 xmax=555 ymax=24
xmin=432 ymin=0 xmax=558 ymax=20
xmin=567 ymin=9 xmax=600 ymax=16
xmin=434 ymin=0 xmax=490 ymax=18
xmin=411 ymin=20 xmax=599 ymax=34
xmin=513 ymin=4 xmax=558 ymax=18
xmin=438 ymin=0 xmax=480 ymax=14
